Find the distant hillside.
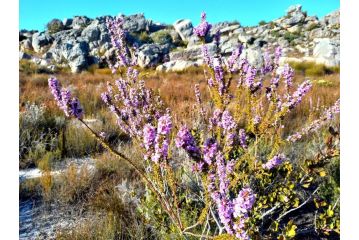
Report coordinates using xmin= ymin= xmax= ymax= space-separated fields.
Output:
xmin=19 ymin=5 xmax=339 ymax=73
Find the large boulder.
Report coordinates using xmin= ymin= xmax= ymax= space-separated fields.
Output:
xmin=284 ymin=5 xmax=306 ymax=26
xmin=49 ymin=40 xmax=90 ymax=73
xmin=173 ymin=19 xmax=193 ymax=41
xmin=81 ymin=22 xmax=101 ymax=42
xmin=313 ymin=38 xmax=340 ymax=67
xmin=32 ymin=32 xmax=53 ymax=52
xmin=156 ymin=60 xmax=199 ymax=72
xmin=169 ymin=43 xmax=216 ymax=61
xmin=63 ymin=18 xmax=73 ymax=28
xmin=219 ymin=35 xmax=240 ymax=53
xmin=323 ymin=10 xmax=340 ymax=27
xmin=137 ymin=44 xmax=169 ymax=68
xmin=241 ymin=46 xmax=264 ymax=68
xmin=121 ymin=14 xmax=149 ymax=32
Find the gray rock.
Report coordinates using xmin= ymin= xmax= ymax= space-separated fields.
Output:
xmin=137 ymin=44 xmax=169 ymax=68
xmin=287 ymin=25 xmax=301 ymax=33
xmin=187 ymin=35 xmax=201 ymax=47
xmin=286 ymin=4 xmax=302 ymax=15
xmin=63 ymin=18 xmax=73 ymax=28
xmin=81 ymin=23 xmax=101 ymax=42
xmin=169 ymin=43 xmax=216 ymax=61
xmin=241 ymin=46 xmax=263 ymax=68
xmin=238 ymin=34 xmax=255 ymax=45
xmin=323 ymin=10 xmax=340 ymax=27
xmin=173 ymin=19 xmax=193 ymax=41
xmin=71 ymin=16 xmax=91 ymax=30
xmin=19 ymin=51 xmax=31 ymax=60
xmin=21 ymin=39 xmax=33 ymax=51
xmin=121 ymin=14 xmax=149 ymax=32
xmin=210 ymin=22 xmax=231 ymax=36
xmin=220 ymin=25 xmax=241 ymax=35
xmin=32 ymin=32 xmax=53 ymax=52
xmin=284 ymin=4 xmax=306 ymax=26
xmin=313 ymin=38 xmax=340 ymax=66
xmin=219 ymin=35 xmax=240 ymax=53
xmin=309 ymin=28 xmax=325 ymax=39
xmin=66 ymin=42 xmax=90 ymax=72
xmin=49 ymin=40 xmax=90 ymax=72
xmin=156 ymin=60 xmax=199 ymax=72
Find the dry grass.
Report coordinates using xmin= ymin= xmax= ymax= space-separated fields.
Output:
xmin=20 ymin=66 xmax=339 ymax=133
xmin=19 ymin=65 xmax=340 ymax=239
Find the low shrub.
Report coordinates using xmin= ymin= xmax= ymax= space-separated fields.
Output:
xmin=150 ymin=30 xmax=173 ymax=45
xmin=46 ymin=18 xmax=64 ymax=34
xmin=57 ymin=163 xmax=93 ymax=204
xmin=19 ymin=103 xmax=64 ymax=168
xmin=258 ymin=20 xmax=267 ymax=26
xmin=46 ymin=13 xmax=341 ymax=239
xmin=289 ymin=61 xmax=340 ymax=77
xmin=63 ymin=121 xmax=101 ymax=158
xmin=284 ymin=31 xmax=301 ymax=43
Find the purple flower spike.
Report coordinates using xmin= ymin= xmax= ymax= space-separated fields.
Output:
xmin=193 ymin=12 xmax=212 ymax=38
xmin=233 ymin=187 xmax=256 ymax=217
xmin=262 ymin=154 xmax=286 ymax=170
xmin=48 ymin=77 xmax=84 ymax=119
xmin=157 ymin=114 xmax=172 ymax=135
xmin=176 ymin=125 xmax=201 ymax=160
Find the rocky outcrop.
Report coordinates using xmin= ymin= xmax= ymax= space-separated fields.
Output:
xmin=313 ymin=38 xmax=340 ymax=67
xmin=137 ymin=43 xmax=170 ymax=68
xmin=32 ymin=32 xmax=53 ymax=53
xmin=156 ymin=60 xmax=199 ymax=72
xmin=173 ymin=19 xmax=193 ymax=41
xmin=19 ymin=5 xmax=340 ymax=73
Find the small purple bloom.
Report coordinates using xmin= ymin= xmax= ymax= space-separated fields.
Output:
xmin=193 ymin=12 xmax=212 ymax=38
xmin=262 ymin=154 xmax=286 ymax=170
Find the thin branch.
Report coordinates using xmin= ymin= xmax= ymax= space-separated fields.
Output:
xmin=260 ymin=203 xmax=281 ymax=219
xmin=79 ymin=119 xmax=183 ymax=231
xmin=210 ymin=206 xmax=223 ymax=234
xmin=277 ymin=187 xmax=319 ymax=222
xmin=182 ymin=231 xmax=214 ymax=239
xmin=183 ymin=221 xmax=201 ymax=232
xmin=333 ymin=197 xmax=340 ymax=210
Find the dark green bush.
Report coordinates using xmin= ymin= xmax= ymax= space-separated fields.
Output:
xmin=258 ymin=20 xmax=267 ymax=26
xmin=46 ymin=19 xmax=64 ymax=34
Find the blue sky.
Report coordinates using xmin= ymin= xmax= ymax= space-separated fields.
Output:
xmin=19 ymin=0 xmax=339 ymax=31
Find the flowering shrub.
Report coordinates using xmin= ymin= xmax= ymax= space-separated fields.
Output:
xmin=48 ymin=12 xmax=340 ymax=239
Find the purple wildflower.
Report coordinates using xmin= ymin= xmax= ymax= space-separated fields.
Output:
xmin=233 ymin=187 xmax=256 ymax=217
xmin=286 ymin=80 xmax=312 ymax=109
xmin=70 ymin=98 xmax=83 ymax=119
xmin=175 ymin=125 xmax=201 ymax=160
xmin=221 ymin=110 xmax=237 ymax=131
xmin=193 ymin=12 xmax=212 ymax=38
xmin=157 ymin=114 xmax=172 ymax=135
xmin=274 ymin=46 xmax=282 ymax=65
xmin=203 ymin=138 xmax=218 ymax=165
xmin=143 ymin=124 xmax=156 ymax=151
xmin=48 ymin=77 xmax=84 ymax=119
xmin=282 ymin=64 xmax=294 ymax=89
xmin=239 ymin=129 xmax=247 ymax=149
xmin=262 ymin=154 xmax=286 ymax=170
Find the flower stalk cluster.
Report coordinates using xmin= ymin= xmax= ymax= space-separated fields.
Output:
xmin=48 ymin=77 xmax=83 ymax=119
